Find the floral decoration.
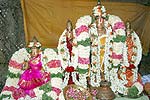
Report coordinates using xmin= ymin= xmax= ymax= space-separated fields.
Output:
xmin=74 ymin=15 xmax=91 ymax=88
xmin=0 ymin=48 xmax=63 ymax=100
xmin=89 ymin=3 xmax=143 ymax=96
xmin=64 ymin=85 xmax=91 ymax=100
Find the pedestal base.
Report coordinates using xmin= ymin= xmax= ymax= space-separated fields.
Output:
xmin=114 ymin=95 xmax=149 ymax=100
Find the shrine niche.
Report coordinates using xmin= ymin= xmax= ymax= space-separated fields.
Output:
xmin=0 ymin=0 xmax=149 ymax=100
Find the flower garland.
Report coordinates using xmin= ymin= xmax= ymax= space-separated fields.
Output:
xmin=42 ymin=48 xmax=64 ymax=100
xmin=58 ymin=17 xmax=91 ymax=88
xmin=0 ymin=48 xmax=29 ymax=99
xmin=105 ymin=14 xmax=129 ymax=95
xmin=74 ymin=15 xmax=91 ymax=88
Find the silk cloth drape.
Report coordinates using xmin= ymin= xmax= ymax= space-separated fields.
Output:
xmin=21 ymin=0 xmax=150 ymax=55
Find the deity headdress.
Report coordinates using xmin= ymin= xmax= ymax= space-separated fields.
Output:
xmin=28 ymin=37 xmax=41 ymax=48
xmin=66 ymin=19 xmax=73 ymax=32
xmin=92 ymin=0 xmax=106 ymax=18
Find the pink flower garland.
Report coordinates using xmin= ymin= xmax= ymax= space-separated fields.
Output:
xmin=3 ymin=86 xmax=26 ymax=99
xmin=113 ymin=22 xmax=125 ymax=32
xmin=78 ymin=56 xmax=90 ymax=64
xmin=111 ymin=52 xmax=123 ymax=59
xmin=75 ymin=25 xmax=89 ymax=37
xmin=2 ymin=86 xmax=16 ymax=92
xmin=9 ymin=60 xmax=23 ymax=69
xmin=47 ymin=60 xmax=61 ymax=68
xmin=52 ymin=87 xmax=61 ymax=96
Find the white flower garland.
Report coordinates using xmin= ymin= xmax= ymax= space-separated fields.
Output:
xmin=106 ymin=14 xmax=129 ymax=95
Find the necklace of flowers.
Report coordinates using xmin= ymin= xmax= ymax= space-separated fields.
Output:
xmin=57 ymin=29 xmax=78 ymax=88
xmin=90 ymin=22 xmax=101 ymax=87
xmin=42 ymin=48 xmax=63 ymax=100
xmin=6 ymin=48 xmax=30 ymax=80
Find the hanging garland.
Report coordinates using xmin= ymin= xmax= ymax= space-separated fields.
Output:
xmin=74 ymin=15 xmax=91 ymax=88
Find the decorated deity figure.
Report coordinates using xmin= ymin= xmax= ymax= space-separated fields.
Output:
xmin=0 ymin=37 xmax=63 ymax=100
xmin=17 ymin=37 xmax=50 ymax=97
xmin=117 ymin=21 xmax=143 ymax=97
xmin=64 ymin=20 xmax=75 ymax=85
xmin=90 ymin=1 xmax=110 ymax=87
xmin=58 ymin=18 xmax=91 ymax=89
xmin=87 ymin=1 xmax=143 ymax=96
xmin=66 ymin=20 xmax=74 ymax=62
xmin=58 ymin=20 xmax=78 ymax=87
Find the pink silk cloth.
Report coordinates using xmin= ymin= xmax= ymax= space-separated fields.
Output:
xmin=18 ymin=54 xmax=50 ymax=90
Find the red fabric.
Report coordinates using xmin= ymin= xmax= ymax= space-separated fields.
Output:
xmin=68 ymin=73 xmax=74 ymax=85
xmin=65 ymin=66 xmax=75 ymax=85
xmin=66 ymin=37 xmax=72 ymax=61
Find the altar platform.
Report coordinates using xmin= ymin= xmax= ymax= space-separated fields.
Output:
xmin=114 ymin=95 xmax=149 ymax=100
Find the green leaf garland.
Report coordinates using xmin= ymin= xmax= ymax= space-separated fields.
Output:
xmin=0 ymin=94 xmax=11 ymax=99
xmin=51 ymin=72 xmax=63 ymax=79
xmin=42 ymin=93 xmax=54 ymax=100
xmin=77 ymin=67 xmax=88 ymax=74
xmin=77 ymin=38 xmax=91 ymax=47
xmin=113 ymin=35 xmax=126 ymax=42
xmin=7 ymin=70 xmax=20 ymax=78
xmin=39 ymin=82 xmax=52 ymax=93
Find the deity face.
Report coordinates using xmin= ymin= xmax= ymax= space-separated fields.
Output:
xmin=31 ymin=47 xmax=39 ymax=57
